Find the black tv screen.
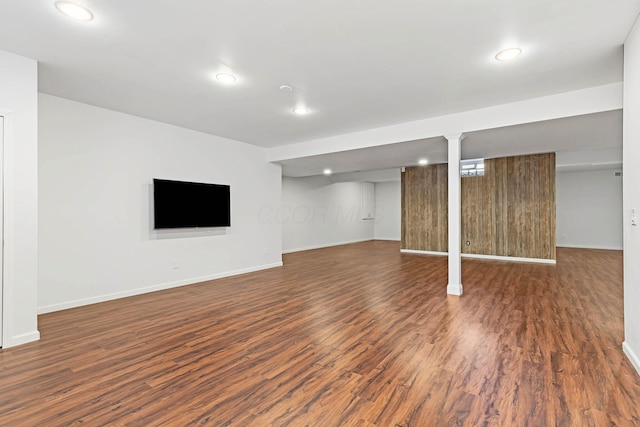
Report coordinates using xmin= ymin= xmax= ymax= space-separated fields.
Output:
xmin=153 ymin=179 xmax=230 ymax=229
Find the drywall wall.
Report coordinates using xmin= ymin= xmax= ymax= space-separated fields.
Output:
xmin=556 ymin=169 xmax=623 ymax=250
xmin=374 ymin=181 xmax=401 ymax=241
xmin=624 ymin=14 xmax=640 ymax=375
xmin=38 ymin=94 xmax=282 ymax=313
xmin=0 ymin=50 xmax=39 ymax=347
xmin=282 ymin=176 xmax=374 ymax=252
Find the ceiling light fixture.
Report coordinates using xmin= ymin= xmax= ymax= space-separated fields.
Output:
xmin=495 ymin=47 xmax=522 ymax=62
xmin=418 ymin=159 xmax=428 ymax=166
xmin=323 ymin=169 xmax=332 ymax=175
xmin=293 ymin=107 xmax=310 ymax=115
xmin=55 ymin=1 xmax=94 ymax=21
xmin=215 ymin=73 xmax=237 ymax=84
xmin=279 ymin=85 xmax=293 ymax=92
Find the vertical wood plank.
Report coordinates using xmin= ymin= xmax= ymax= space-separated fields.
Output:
xmin=401 ymin=153 xmax=555 ymax=260
xmin=438 ymin=163 xmax=448 ymax=252
xmin=493 ymin=157 xmax=508 ymax=257
xmin=507 ymin=157 xmax=517 ymax=257
xmin=539 ymin=154 xmax=551 ymax=259
xmin=551 ymin=154 xmax=557 ymax=259
xmin=402 ymin=165 xmax=448 ymax=252
xmin=482 ymin=159 xmax=495 ymax=255
xmin=401 ymin=169 xmax=406 ymax=249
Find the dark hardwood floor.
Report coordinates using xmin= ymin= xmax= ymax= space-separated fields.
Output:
xmin=0 ymin=241 xmax=638 ymax=426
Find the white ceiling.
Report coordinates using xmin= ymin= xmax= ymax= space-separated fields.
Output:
xmin=280 ymin=110 xmax=623 ymax=177
xmin=0 ymin=0 xmax=638 ymax=148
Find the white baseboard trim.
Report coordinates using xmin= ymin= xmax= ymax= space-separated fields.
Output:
xmin=556 ymin=244 xmax=623 ymax=251
xmin=400 ymin=249 xmax=555 ymax=264
xmin=374 ymin=237 xmax=401 ymax=242
xmin=623 ymin=341 xmax=640 ymax=376
xmin=3 ymin=330 xmax=41 ymax=348
xmin=447 ymin=284 xmax=463 ymax=296
xmin=400 ymin=249 xmax=448 ymax=256
xmin=462 ymin=253 xmax=556 ymax=264
xmin=283 ymin=238 xmax=373 ymax=254
xmin=37 ymin=262 xmax=284 ymax=315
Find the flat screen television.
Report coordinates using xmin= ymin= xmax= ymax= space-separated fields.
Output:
xmin=153 ymin=179 xmax=230 ymax=229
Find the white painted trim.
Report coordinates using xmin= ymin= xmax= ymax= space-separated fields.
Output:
xmin=447 ymin=284 xmax=463 ymax=296
xmin=623 ymin=341 xmax=640 ymax=376
xmin=400 ymin=249 xmax=447 ymax=256
xmin=374 ymin=237 xmax=401 ymax=241
xmin=37 ymin=262 xmax=283 ymax=314
xmin=282 ymin=238 xmax=373 ymax=254
xmin=3 ymin=330 xmax=40 ymax=348
xmin=446 ymin=134 xmax=463 ymax=294
xmin=461 ymin=253 xmax=556 ymax=264
xmin=556 ymin=244 xmax=623 ymax=251
xmin=400 ymin=249 xmax=556 ymax=264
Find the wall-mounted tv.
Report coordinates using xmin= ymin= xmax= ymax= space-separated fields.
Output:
xmin=153 ymin=179 xmax=230 ymax=229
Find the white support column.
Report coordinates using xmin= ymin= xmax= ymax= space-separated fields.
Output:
xmin=446 ymin=133 xmax=464 ymax=296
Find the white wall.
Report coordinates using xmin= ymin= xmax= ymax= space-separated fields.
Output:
xmin=624 ymin=14 xmax=640 ymax=375
xmin=281 ymin=176 xmax=374 ymax=252
xmin=0 ymin=50 xmax=39 ymax=347
xmin=374 ymin=181 xmax=401 ymax=241
xmin=556 ymin=169 xmax=623 ymax=250
xmin=38 ymin=94 xmax=282 ymax=313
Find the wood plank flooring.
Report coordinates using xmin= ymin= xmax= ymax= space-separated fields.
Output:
xmin=0 ymin=241 xmax=638 ymax=426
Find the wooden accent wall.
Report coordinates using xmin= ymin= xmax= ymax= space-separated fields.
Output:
xmin=401 ymin=153 xmax=556 ymax=260
xmin=401 ymin=164 xmax=448 ymax=252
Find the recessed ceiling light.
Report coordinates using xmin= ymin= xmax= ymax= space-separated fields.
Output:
xmin=323 ymin=169 xmax=332 ymax=175
xmin=495 ymin=48 xmax=522 ymax=62
xmin=215 ymin=73 xmax=237 ymax=84
xmin=55 ymin=1 xmax=93 ymax=21
xmin=418 ymin=159 xmax=428 ymax=166
xmin=293 ymin=107 xmax=310 ymax=115
xmin=279 ymin=85 xmax=293 ymax=92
